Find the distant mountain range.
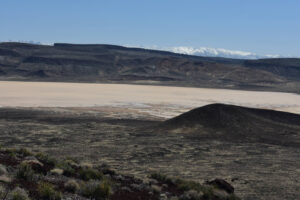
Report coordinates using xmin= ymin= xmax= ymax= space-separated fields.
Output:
xmin=2 ymin=41 xmax=290 ymax=59
xmin=0 ymin=42 xmax=299 ymax=93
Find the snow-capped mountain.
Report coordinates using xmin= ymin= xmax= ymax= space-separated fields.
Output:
xmin=146 ymin=46 xmax=282 ymax=59
xmin=168 ymin=46 xmax=281 ymax=59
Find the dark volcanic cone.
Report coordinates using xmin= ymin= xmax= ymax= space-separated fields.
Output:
xmin=160 ymin=104 xmax=300 ymax=147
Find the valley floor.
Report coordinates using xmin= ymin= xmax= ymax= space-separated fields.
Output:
xmin=0 ymin=107 xmax=299 ymax=200
xmin=0 ymin=82 xmax=299 ymax=199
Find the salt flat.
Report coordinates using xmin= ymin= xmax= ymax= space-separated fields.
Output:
xmin=0 ymin=81 xmax=300 ymax=118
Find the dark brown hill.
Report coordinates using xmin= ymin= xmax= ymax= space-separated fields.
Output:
xmin=160 ymin=104 xmax=300 ymax=147
xmin=0 ymin=42 xmax=299 ymax=93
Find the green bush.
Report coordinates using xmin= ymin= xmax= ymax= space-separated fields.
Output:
xmin=78 ymin=167 xmax=103 ymax=181
xmin=9 ymin=187 xmax=31 ymax=200
xmin=35 ymin=152 xmax=56 ymax=166
xmin=56 ymin=161 xmax=76 ymax=177
xmin=37 ymin=182 xmax=62 ymax=200
xmin=16 ymin=163 xmax=34 ymax=181
xmin=80 ymin=180 xmax=111 ymax=200
xmin=64 ymin=179 xmax=80 ymax=193
xmin=176 ymin=179 xmax=204 ymax=192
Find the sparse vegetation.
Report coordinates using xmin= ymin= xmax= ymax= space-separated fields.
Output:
xmin=0 ymin=141 xmax=240 ymax=200
xmin=78 ymin=167 xmax=103 ymax=181
xmin=151 ymin=172 xmax=236 ymax=200
xmin=56 ymin=161 xmax=76 ymax=177
xmin=18 ymin=148 xmax=32 ymax=157
xmin=9 ymin=187 xmax=31 ymax=200
xmin=0 ymin=101 xmax=297 ymax=200
xmin=6 ymin=148 xmax=17 ymax=159
xmin=0 ymin=185 xmax=7 ymax=199
xmin=150 ymin=172 xmax=174 ymax=185
xmin=177 ymin=179 xmax=204 ymax=192
xmin=37 ymin=182 xmax=62 ymax=200
xmin=15 ymin=163 xmax=35 ymax=181
xmin=35 ymin=152 xmax=56 ymax=167
xmin=80 ymin=180 xmax=111 ymax=200
xmin=64 ymin=179 xmax=80 ymax=193
xmin=0 ymin=164 xmax=7 ymax=175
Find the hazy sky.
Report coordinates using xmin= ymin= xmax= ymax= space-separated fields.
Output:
xmin=0 ymin=0 xmax=299 ymax=56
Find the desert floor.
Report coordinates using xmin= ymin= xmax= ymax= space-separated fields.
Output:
xmin=0 ymin=81 xmax=299 ymax=200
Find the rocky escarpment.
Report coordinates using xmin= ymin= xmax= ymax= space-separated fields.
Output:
xmin=0 ymin=42 xmax=299 ymax=93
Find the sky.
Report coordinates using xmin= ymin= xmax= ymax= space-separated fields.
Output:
xmin=0 ymin=0 xmax=300 ymax=57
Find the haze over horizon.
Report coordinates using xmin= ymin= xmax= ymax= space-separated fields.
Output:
xmin=1 ymin=0 xmax=300 ymax=58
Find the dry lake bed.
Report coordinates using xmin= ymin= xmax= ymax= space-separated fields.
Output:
xmin=0 ymin=81 xmax=300 ymax=118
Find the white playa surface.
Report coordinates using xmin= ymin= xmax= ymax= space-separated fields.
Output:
xmin=0 ymin=81 xmax=300 ymax=118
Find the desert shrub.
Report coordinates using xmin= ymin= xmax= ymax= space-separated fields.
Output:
xmin=97 ymin=164 xmax=116 ymax=176
xmin=16 ymin=163 xmax=34 ymax=181
xmin=9 ymin=152 xmax=17 ymax=159
xmin=6 ymin=148 xmax=17 ymax=153
xmin=0 ymin=164 xmax=7 ymax=176
xmin=35 ymin=152 xmax=56 ymax=166
xmin=80 ymin=180 xmax=111 ymax=200
xmin=176 ymin=179 xmax=204 ymax=192
xmin=55 ymin=161 xmax=76 ymax=177
xmin=18 ymin=148 xmax=32 ymax=157
xmin=64 ymin=159 xmax=79 ymax=168
xmin=150 ymin=172 xmax=173 ymax=185
xmin=37 ymin=182 xmax=62 ymax=200
xmin=78 ymin=167 xmax=103 ymax=181
xmin=6 ymin=148 xmax=17 ymax=159
xmin=175 ymin=179 xmax=215 ymax=199
xmin=9 ymin=187 xmax=31 ymax=200
xmin=0 ymin=185 xmax=7 ymax=199
xmin=150 ymin=174 xmax=218 ymax=200
xmin=64 ymin=179 xmax=80 ymax=193
xmin=65 ymin=157 xmax=79 ymax=164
